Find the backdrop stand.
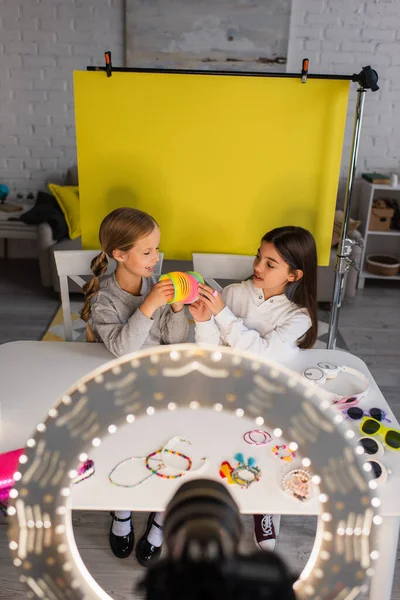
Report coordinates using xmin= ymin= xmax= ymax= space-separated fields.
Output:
xmin=85 ymin=60 xmax=378 ymax=338
xmin=327 ymin=66 xmax=379 ymax=349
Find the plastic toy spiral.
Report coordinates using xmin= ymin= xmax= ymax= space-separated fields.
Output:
xmin=159 ymin=271 xmax=204 ymax=304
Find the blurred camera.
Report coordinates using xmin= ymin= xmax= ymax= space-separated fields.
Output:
xmin=139 ymin=479 xmax=297 ymax=600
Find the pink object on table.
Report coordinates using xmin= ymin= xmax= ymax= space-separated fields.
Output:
xmin=0 ymin=448 xmax=24 ymax=506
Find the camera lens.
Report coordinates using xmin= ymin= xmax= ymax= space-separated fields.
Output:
xmin=163 ymin=479 xmax=242 ymax=560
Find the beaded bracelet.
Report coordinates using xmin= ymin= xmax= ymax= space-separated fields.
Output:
xmin=231 ymin=465 xmax=261 ymax=489
xmin=272 ymin=444 xmax=296 ymax=462
xmin=108 ymin=436 xmax=208 ymax=488
xmin=146 ymin=449 xmax=192 ymax=479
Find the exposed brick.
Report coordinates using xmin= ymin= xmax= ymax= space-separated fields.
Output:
xmin=325 ymin=26 xmax=362 ymax=41
xmin=23 ymin=55 xmax=57 ymax=68
xmin=6 ymin=146 xmax=31 ymax=158
xmin=8 ymin=39 xmax=39 ymax=55
xmin=288 ymin=0 xmax=400 ymax=199
xmin=342 ymin=40 xmax=377 ymax=53
xmin=37 ymin=42 xmax=72 ymax=57
xmin=50 ymin=136 xmax=76 ymax=148
xmin=18 ymin=136 xmax=51 ymax=148
xmin=29 ymin=147 xmax=64 ymax=159
xmin=13 ymin=90 xmax=46 ymax=102
xmin=33 ymin=78 xmax=68 ymax=91
xmin=22 ymin=30 xmax=57 ymax=43
xmin=1 ymin=0 xmax=398 ymax=197
xmin=361 ymin=28 xmax=396 ymax=42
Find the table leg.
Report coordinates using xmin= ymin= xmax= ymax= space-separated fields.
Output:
xmin=4 ymin=238 xmax=8 ymax=259
xmin=369 ymin=516 xmax=399 ymax=600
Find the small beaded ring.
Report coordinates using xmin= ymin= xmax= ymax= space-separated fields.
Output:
xmin=146 ymin=449 xmax=192 ymax=479
xmin=272 ymin=444 xmax=296 ymax=461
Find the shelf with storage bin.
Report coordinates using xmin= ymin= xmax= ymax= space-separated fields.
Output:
xmin=357 ymin=179 xmax=400 ymax=288
xmin=359 ymin=270 xmax=400 ymax=282
xmin=367 ymin=230 xmax=400 ymax=237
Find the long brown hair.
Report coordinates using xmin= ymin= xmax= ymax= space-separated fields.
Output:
xmin=262 ymin=226 xmax=318 ymax=349
xmin=80 ymin=207 xmax=158 ymax=342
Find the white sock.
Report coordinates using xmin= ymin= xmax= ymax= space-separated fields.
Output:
xmin=147 ymin=511 xmax=164 ymax=547
xmin=273 ymin=514 xmax=281 ymax=536
xmin=111 ymin=511 xmax=131 ymax=536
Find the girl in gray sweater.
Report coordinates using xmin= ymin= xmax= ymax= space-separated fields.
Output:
xmin=80 ymin=207 xmax=189 ymax=567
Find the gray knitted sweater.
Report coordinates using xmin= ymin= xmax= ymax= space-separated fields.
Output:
xmin=91 ymin=273 xmax=189 ymax=357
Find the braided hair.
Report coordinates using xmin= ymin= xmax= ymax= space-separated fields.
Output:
xmin=80 ymin=207 xmax=158 ymax=342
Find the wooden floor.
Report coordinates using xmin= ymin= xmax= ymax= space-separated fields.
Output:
xmin=0 ymin=260 xmax=399 ymax=599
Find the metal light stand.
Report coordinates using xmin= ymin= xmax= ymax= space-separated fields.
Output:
xmin=327 ymin=67 xmax=379 ymax=349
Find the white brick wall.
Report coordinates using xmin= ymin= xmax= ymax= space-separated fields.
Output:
xmin=1 ymin=0 xmax=398 ymax=210
xmin=0 ymin=0 xmax=124 ymax=197
xmin=287 ymin=0 xmax=400 ymax=208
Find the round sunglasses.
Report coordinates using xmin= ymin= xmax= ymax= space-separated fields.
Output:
xmin=343 ymin=406 xmax=391 ymax=423
xmin=359 ymin=417 xmax=400 ymax=451
xmin=357 ymin=436 xmax=385 ymax=459
xmin=364 ymin=459 xmax=389 ymax=485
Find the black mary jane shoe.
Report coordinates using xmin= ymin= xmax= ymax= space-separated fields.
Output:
xmin=109 ymin=511 xmax=134 ymax=559
xmin=135 ymin=512 xmax=162 ymax=567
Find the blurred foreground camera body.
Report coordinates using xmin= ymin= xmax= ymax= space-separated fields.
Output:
xmin=140 ymin=479 xmax=296 ymax=600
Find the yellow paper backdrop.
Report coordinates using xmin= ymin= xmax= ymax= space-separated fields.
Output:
xmin=74 ymin=71 xmax=349 ymax=264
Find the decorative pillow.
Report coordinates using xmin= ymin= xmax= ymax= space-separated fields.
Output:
xmin=48 ymin=184 xmax=80 ymax=239
xmin=19 ymin=191 xmax=68 ymax=241
xmin=332 ymin=210 xmax=360 ymax=247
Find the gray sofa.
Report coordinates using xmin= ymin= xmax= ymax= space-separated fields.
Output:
xmin=37 ymin=166 xmax=362 ymax=303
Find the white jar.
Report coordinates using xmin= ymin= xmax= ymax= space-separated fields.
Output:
xmin=390 ymin=173 xmax=398 ymax=187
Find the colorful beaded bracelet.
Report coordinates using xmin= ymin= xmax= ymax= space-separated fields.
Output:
xmin=146 ymin=448 xmax=192 ymax=479
xmin=272 ymin=444 xmax=296 ymax=461
xmin=231 ymin=465 xmax=261 ymax=488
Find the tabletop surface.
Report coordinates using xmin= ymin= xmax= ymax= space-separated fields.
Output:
xmin=0 ymin=341 xmax=398 ymax=515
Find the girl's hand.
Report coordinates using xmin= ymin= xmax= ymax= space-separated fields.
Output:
xmin=140 ymin=280 xmax=175 ymax=318
xmin=198 ymin=284 xmax=225 ymax=316
xmin=188 ymin=299 xmax=212 ymax=322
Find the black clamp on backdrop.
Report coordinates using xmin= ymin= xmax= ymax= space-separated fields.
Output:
xmin=351 ymin=66 xmax=379 ymax=91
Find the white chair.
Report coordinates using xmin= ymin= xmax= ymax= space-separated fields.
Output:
xmin=192 ymin=253 xmax=254 ymax=291
xmin=54 ymin=250 xmax=164 ymax=342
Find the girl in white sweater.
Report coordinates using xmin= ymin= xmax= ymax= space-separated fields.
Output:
xmin=189 ymin=226 xmax=318 ymax=552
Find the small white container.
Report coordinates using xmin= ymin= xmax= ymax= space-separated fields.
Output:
xmin=390 ymin=173 xmax=398 ymax=187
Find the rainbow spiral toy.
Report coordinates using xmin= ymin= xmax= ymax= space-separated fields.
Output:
xmin=159 ymin=271 xmax=205 ymax=304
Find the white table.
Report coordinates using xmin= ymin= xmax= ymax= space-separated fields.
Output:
xmin=0 ymin=341 xmax=398 ymax=600
xmin=0 ymin=205 xmax=36 ymax=258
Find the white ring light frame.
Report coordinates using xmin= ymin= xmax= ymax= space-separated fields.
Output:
xmin=7 ymin=344 xmax=380 ymax=600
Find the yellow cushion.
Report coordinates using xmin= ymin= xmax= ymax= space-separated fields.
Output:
xmin=48 ymin=184 xmax=81 ymax=239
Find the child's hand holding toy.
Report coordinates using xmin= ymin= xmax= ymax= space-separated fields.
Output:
xmin=198 ymin=283 xmax=226 ymax=316
xmin=188 ymin=299 xmax=212 ymax=322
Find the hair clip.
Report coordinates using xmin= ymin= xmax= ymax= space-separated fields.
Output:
xmin=281 ymin=469 xmax=313 ymax=501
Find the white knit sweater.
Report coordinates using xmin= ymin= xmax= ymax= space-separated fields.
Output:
xmin=195 ymin=280 xmax=312 ymax=363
